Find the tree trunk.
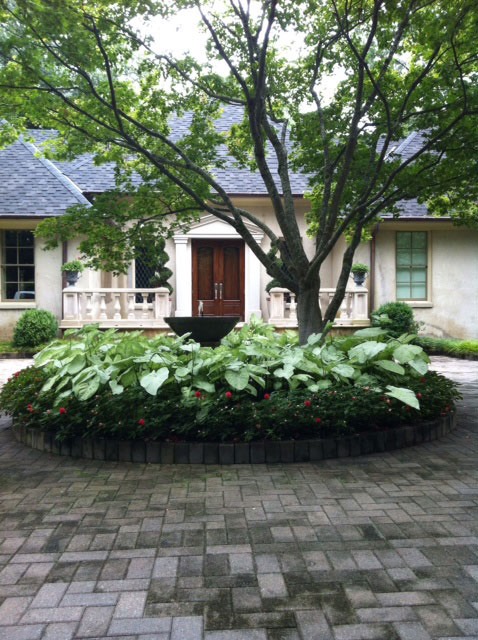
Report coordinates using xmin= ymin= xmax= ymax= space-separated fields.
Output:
xmin=297 ymin=283 xmax=322 ymax=344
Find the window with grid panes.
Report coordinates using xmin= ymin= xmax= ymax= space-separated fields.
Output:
xmin=396 ymin=231 xmax=427 ymax=300
xmin=134 ymin=249 xmax=155 ymax=302
xmin=1 ymin=230 xmax=35 ymax=300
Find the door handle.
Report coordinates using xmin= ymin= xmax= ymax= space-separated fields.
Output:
xmin=219 ymin=283 xmax=223 ymax=300
xmin=214 ymin=283 xmax=218 ymax=300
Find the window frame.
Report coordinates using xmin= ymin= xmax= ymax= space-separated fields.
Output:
xmin=395 ymin=230 xmax=431 ymax=304
xmin=0 ymin=229 xmax=36 ymax=303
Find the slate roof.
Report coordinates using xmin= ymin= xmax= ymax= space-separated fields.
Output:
xmin=0 ymin=135 xmax=90 ymax=217
xmin=1 ymin=110 xmax=434 ymax=218
xmin=29 ymin=106 xmax=311 ymax=196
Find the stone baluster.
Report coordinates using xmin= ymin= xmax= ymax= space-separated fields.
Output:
xmin=85 ymin=293 xmax=94 ymax=321
xmin=127 ymin=294 xmax=136 ymax=320
xmin=99 ymin=293 xmax=108 ymax=320
xmin=113 ymin=293 xmax=121 ymax=321
xmin=141 ymin=292 xmax=150 ymax=319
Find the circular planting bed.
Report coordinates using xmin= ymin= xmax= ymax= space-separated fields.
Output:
xmin=1 ymin=322 xmax=461 ymax=466
xmin=11 ymin=412 xmax=456 ymax=464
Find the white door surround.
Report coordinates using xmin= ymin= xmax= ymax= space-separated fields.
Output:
xmin=173 ymin=215 xmax=264 ymax=320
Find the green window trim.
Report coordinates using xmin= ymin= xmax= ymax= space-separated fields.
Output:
xmin=396 ymin=231 xmax=428 ymax=301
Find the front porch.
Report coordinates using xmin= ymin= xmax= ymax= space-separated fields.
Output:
xmin=61 ymin=285 xmax=371 ymax=333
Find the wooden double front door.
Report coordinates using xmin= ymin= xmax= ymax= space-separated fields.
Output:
xmin=192 ymin=239 xmax=245 ymax=319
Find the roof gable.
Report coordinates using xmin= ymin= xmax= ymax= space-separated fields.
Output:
xmin=0 ymin=135 xmax=89 ymax=217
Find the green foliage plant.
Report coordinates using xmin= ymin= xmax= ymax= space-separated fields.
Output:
xmin=0 ymin=321 xmax=460 ymax=443
xmin=351 ymin=263 xmax=370 ymax=275
xmin=12 ymin=309 xmax=59 ymax=349
xmin=372 ymin=302 xmax=420 ymax=338
xmin=60 ymin=260 xmax=85 ymax=273
xmin=415 ymin=336 xmax=478 ymax=358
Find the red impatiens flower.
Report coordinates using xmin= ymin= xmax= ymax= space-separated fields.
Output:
xmin=138 ymin=418 xmax=145 ymax=426
xmin=195 ymin=390 xmax=202 ymax=398
xmin=225 ymin=391 xmax=233 ymax=399
xmin=59 ymin=407 xmax=67 ymax=415
xmin=264 ymin=393 xmax=271 ymax=400
xmin=416 ymin=392 xmax=422 ymax=399
xmin=14 ymin=371 xmax=20 ymax=378
xmin=315 ymin=418 xmax=322 ymax=424
xmin=27 ymin=404 xmax=34 ymax=413
xmin=304 ymin=400 xmax=312 ymax=407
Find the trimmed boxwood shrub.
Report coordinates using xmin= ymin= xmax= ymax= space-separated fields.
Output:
xmin=13 ymin=309 xmax=58 ymax=348
xmin=372 ymin=301 xmax=419 ymax=337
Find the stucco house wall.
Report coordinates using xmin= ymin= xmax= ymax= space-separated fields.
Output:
xmin=374 ymin=221 xmax=478 ymax=339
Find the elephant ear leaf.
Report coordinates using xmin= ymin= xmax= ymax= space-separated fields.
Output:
xmin=140 ymin=368 xmax=169 ymax=396
xmin=225 ymin=368 xmax=249 ymax=390
xmin=386 ymin=385 xmax=419 ymax=409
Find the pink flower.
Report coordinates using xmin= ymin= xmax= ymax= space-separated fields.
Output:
xmin=264 ymin=393 xmax=270 ymax=400
xmin=59 ymin=407 xmax=67 ymax=415
xmin=14 ymin=371 xmax=20 ymax=378
xmin=195 ymin=391 xmax=202 ymax=398
xmin=225 ymin=391 xmax=233 ymax=399
xmin=138 ymin=418 xmax=145 ymax=426
xmin=304 ymin=400 xmax=312 ymax=407
xmin=416 ymin=392 xmax=422 ymax=399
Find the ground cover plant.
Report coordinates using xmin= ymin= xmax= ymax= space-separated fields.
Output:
xmin=415 ymin=336 xmax=478 ymax=358
xmin=0 ymin=320 xmax=460 ymax=444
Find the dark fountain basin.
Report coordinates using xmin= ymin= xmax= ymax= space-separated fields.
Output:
xmin=165 ymin=316 xmax=240 ymax=346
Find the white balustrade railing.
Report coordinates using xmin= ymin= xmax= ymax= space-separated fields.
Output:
xmin=267 ymin=286 xmax=369 ymax=327
xmin=62 ymin=287 xmax=171 ymax=328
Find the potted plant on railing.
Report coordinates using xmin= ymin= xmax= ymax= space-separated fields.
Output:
xmin=350 ymin=263 xmax=370 ymax=286
xmin=61 ymin=260 xmax=84 ymax=287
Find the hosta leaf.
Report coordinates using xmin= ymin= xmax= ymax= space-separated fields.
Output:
xmin=225 ymin=368 xmax=249 ymax=390
xmin=348 ymin=341 xmax=387 ymax=363
xmin=140 ymin=368 xmax=169 ymax=395
xmin=73 ymin=376 xmax=100 ymax=401
xmin=194 ymin=380 xmax=216 ymax=393
xmin=375 ymin=360 xmax=405 ymax=375
xmin=109 ymin=380 xmax=124 ymax=395
xmin=273 ymin=363 xmax=294 ymax=378
xmin=353 ymin=327 xmax=388 ymax=338
xmin=174 ymin=366 xmax=191 ymax=379
xmin=386 ymin=385 xmax=419 ymax=409
xmin=409 ymin=357 xmax=428 ymax=375
xmin=393 ymin=344 xmax=424 ymax=364
xmin=331 ymin=363 xmax=356 ymax=378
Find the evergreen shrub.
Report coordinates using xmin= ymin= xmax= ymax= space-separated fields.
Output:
xmin=12 ymin=309 xmax=58 ymax=348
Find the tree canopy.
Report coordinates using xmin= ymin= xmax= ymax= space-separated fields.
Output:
xmin=1 ymin=0 xmax=477 ymax=342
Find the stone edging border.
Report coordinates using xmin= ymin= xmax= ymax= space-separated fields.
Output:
xmin=11 ymin=412 xmax=456 ymax=464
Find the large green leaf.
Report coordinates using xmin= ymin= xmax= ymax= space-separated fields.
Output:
xmin=348 ymin=341 xmax=387 ymax=363
xmin=353 ymin=327 xmax=388 ymax=338
xmin=225 ymin=368 xmax=249 ymax=390
xmin=331 ymin=364 xmax=356 ymax=378
xmin=73 ymin=375 xmax=101 ymax=401
xmin=65 ymin=354 xmax=86 ymax=374
xmin=393 ymin=344 xmax=424 ymax=364
xmin=386 ymin=385 xmax=419 ymax=409
xmin=140 ymin=368 xmax=169 ymax=395
xmin=375 ymin=360 xmax=405 ymax=375
xmin=409 ymin=357 xmax=428 ymax=375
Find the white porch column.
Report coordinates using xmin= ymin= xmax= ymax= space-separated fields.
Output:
xmin=244 ymin=233 xmax=263 ymax=321
xmin=173 ymin=234 xmax=191 ymax=317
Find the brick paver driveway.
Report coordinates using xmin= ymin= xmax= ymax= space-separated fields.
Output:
xmin=0 ymin=357 xmax=477 ymax=639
